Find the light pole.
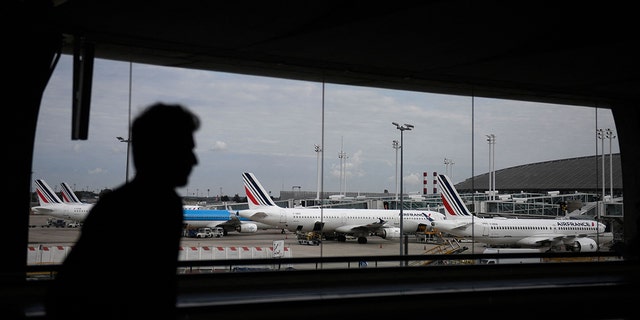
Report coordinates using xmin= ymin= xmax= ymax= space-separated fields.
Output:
xmin=315 ymin=144 xmax=322 ymax=200
xmin=338 ymin=149 xmax=348 ymax=196
xmin=596 ymin=129 xmax=605 ymax=203
xmin=444 ymin=158 xmax=454 ymax=179
xmin=492 ymin=135 xmax=495 ymax=200
xmin=486 ymin=134 xmax=496 ymax=200
xmin=392 ymin=122 xmax=413 ymax=264
xmin=392 ymin=140 xmax=400 ymax=201
xmin=116 ymin=136 xmax=131 ymax=183
xmin=606 ymin=128 xmax=616 ymax=200
xmin=444 ymin=158 xmax=449 ymax=177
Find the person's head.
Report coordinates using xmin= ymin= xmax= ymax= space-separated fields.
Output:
xmin=131 ymin=103 xmax=200 ymax=187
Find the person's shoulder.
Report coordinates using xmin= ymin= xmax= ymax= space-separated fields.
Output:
xmin=121 ymin=179 xmax=181 ymax=202
xmin=91 ymin=183 xmax=135 ymax=206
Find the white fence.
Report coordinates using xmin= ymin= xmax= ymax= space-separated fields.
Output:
xmin=27 ymin=245 xmax=293 ymax=271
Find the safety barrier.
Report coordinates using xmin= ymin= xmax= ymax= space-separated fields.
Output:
xmin=177 ymin=245 xmax=293 ymax=272
xmin=27 ymin=245 xmax=70 ymax=265
xmin=27 ymin=245 xmax=292 ymax=266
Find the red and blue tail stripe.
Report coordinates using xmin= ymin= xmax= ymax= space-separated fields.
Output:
xmin=242 ymin=172 xmax=276 ymax=207
xmin=60 ymin=182 xmax=82 ymax=204
xmin=34 ymin=179 xmax=63 ymax=205
xmin=437 ymin=174 xmax=472 ymax=217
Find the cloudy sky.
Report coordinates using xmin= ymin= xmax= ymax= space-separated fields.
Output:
xmin=32 ymin=55 xmax=619 ymax=198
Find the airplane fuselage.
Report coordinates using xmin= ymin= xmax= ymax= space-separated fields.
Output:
xmin=183 ymin=209 xmax=271 ymax=233
xmin=240 ymin=207 xmax=441 ymax=236
xmin=433 ymin=217 xmax=611 ymax=250
xmin=31 ymin=203 xmax=92 ymax=222
xmin=241 ymin=171 xmax=444 ymax=243
xmin=183 ymin=209 xmax=239 ymax=227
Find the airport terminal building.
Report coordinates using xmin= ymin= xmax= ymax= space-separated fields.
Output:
xmin=278 ymin=153 xmax=624 ymax=241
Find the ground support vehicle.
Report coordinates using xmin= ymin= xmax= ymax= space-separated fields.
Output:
xmin=187 ymin=227 xmax=224 ymax=238
xmin=297 ymin=232 xmax=321 ymax=245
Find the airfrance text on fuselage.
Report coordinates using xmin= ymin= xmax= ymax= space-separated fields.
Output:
xmin=556 ymin=221 xmax=594 ymax=227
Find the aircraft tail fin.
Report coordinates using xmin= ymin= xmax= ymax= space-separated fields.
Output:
xmin=60 ymin=182 xmax=82 ymax=204
xmin=242 ymin=172 xmax=279 ymax=209
xmin=437 ymin=174 xmax=473 ymax=217
xmin=34 ymin=179 xmax=63 ymax=206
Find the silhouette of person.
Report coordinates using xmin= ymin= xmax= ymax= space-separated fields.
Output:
xmin=45 ymin=103 xmax=200 ymax=320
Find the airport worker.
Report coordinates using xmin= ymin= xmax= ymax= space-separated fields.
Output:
xmin=45 ymin=103 xmax=200 ymax=320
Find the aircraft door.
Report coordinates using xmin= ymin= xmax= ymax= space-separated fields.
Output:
xmin=481 ymin=223 xmax=490 ymax=237
xmin=279 ymin=208 xmax=287 ymax=224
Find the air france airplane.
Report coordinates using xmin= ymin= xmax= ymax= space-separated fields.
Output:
xmin=34 ymin=179 xmax=267 ymax=234
xmin=431 ymin=174 xmax=613 ymax=252
xmin=59 ymin=182 xmax=86 ymax=204
xmin=31 ymin=179 xmax=93 ymax=222
xmin=238 ymin=172 xmax=445 ymax=244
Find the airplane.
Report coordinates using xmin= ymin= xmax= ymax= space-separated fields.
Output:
xmin=183 ymin=208 xmax=277 ymax=235
xmin=31 ymin=179 xmax=93 ymax=222
xmin=59 ymin=182 xmax=87 ymax=204
xmin=35 ymin=179 xmax=268 ymax=235
xmin=238 ymin=172 xmax=446 ymax=244
xmin=431 ymin=174 xmax=613 ymax=252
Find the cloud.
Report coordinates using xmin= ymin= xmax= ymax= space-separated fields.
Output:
xmin=88 ymin=168 xmax=106 ymax=175
xmin=211 ymin=141 xmax=228 ymax=151
xmin=33 ymin=55 xmax=619 ymax=197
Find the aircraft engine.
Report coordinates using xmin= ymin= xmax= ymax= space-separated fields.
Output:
xmin=236 ymin=223 xmax=258 ymax=233
xmin=377 ymin=227 xmax=401 ymax=240
xmin=569 ymin=238 xmax=598 ymax=252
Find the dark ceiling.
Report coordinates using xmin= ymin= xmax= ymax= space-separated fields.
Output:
xmin=32 ymin=1 xmax=640 ymax=108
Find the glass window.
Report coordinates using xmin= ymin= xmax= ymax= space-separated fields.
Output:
xmin=29 ymin=55 xmax=622 ymax=270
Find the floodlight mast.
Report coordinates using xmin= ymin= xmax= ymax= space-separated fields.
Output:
xmin=392 ymin=122 xmax=413 ymax=265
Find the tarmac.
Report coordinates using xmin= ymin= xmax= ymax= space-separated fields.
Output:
xmin=29 ymin=214 xmax=616 ymax=271
xmin=28 ymin=214 xmax=478 ymax=267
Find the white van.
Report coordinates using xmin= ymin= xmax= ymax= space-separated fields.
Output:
xmin=478 ymin=248 xmax=543 ymax=264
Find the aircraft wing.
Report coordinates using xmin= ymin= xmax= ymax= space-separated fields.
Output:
xmin=216 ymin=214 xmax=243 ymax=229
xmin=564 ymin=233 xmax=593 ymax=239
xmin=209 ymin=214 xmax=260 ymax=234
xmin=334 ymin=218 xmax=388 ymax=234
xmin=432 ymin=219 xmax=472 ymax=231
xmin=31 ymin=207 xmax=53 ymax=214
xmin=240 ymin=210 xmax=269 ymax=220
xmin=515 ymin=234 xmax=565 ymax=246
